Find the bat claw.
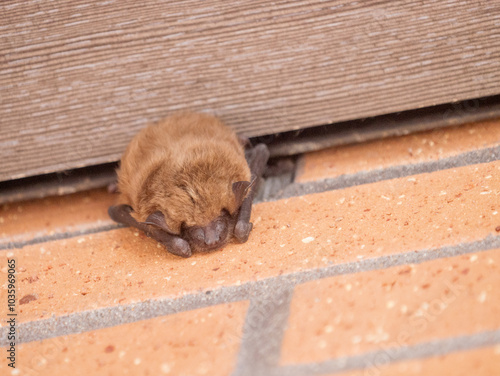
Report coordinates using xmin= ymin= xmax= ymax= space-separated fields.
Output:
xmin=166 ymin=237 xmax=192 ymax=258
xmin=108 ymin=205 xmax=134 ymax=225
xmin=234 ymin=221 xmax=253 ymax=243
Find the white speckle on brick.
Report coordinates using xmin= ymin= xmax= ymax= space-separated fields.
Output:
xmin=345 ymin=283 xmax=352 ymax=291
xmin=439 ymin=191 xmax=447 ymax=196
xmin=6 ymin=251 xmax=14 ymax=258
xmin=407 ymin=177 xmax=416 ymax=182
xmin=280 ymin=244 xmax=286 ymax=247
xmin=77 ymin=238 xmax=85 ymax=243
xmin=161 ymin=363 xmax=172 ymax=374
xmin=365 ymin=329 xmax=389 ymax=344
xmin=478 ymin=291 xmax=487 ymax=303
xmin=191 ymin=261 xmax=196 ymax=265
xmin=480 ymin=190 xmax=492 ymax=195
xmin=134 ymin=358 xmax=141 ymax=365
xmin=351 ymin=335 xmax=362 ymax=344
xmin=470 ymin=254 xmax=478 ymax=262
xmin=485 ymin=175 xmax=492 ymax=179
xmin=400 ymin=305 xmax=408 ymax=314
xmin=386 ymin=300 xmax=395 ymax=309
xmin=325 ymin=325 xmax=333 ymax=333
xmin=134 ymin=232 xmax=139 ymax=236
xmin=299 ymin=196 xmax=312 ymax=204
xmin=11 ymin=370 xmax=20 ymax=376
xmin=381 ymin=195 xmax=391 ymax=200
xmin=302 ymin=236 xmax=315 ymax=243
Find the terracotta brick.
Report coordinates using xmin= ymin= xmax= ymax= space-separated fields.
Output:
xmin=281 ymin=249 xmax=500 ymax=364
xmin=0 ymin=188 xmax=115 ymax=244
xmin=0 ymin=302 xmax=248 ymax=376
xmin=2 ymin=161 xmax=498 ymax=323
xmin=336 ymin=346 xmax=500 ymax=376
xmin=296 ymin=119 xmax=500 ymax=183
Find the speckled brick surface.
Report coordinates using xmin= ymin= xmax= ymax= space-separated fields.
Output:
xmin=0 ymin=188 xmax=114 ymax=247
xmin=296 ymin=119 xmax=500 ymax=183
xmin=281 ymin=249 xmax=500 ymax=364
xmin=1 ymin=121 xmax=499 ymax=376
xmin=0 ymin=302 xmax=248 ymax=376
xmin=335 ymin=346 xmax=500 ymax=376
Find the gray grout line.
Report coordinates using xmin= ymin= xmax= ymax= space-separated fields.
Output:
xmin=0 ymin=223 xmax=124 ymax=250
xmin=2 ymin=234 xmax=499 ymax=347
xmin=277 ymin=145 xmax=500 ymax=200
xmin=275 ymin=329 xmax=500 ymax=376
xmin=1 ymin=145 xmax=499 ymax=252
xmin=12 ymin=283 xmax=253 ymax=346
xmin=232 ymin=288 xmax=294 ymax=376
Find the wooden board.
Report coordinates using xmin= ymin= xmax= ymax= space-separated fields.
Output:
xmin=1 ymin=0 xmax=500 ymax=181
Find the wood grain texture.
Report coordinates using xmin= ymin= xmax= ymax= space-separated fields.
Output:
xmin=1 ymin=0 xmax=500 ymax=181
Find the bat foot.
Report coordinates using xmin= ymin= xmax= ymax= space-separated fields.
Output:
xmin=234 ymin=221 xmax=253 ymax=243
xmin=108 ymin=205 xmax=133 ymax=225
xmin=166 ymin=237 xmax=192 ymax=258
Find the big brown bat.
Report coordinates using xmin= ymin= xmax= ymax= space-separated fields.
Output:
xmin=108 ymin=112 xmax=269 ymax=258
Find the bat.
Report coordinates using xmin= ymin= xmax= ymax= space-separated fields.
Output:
xmin=108 ymin=112 xmax=269 ymax=258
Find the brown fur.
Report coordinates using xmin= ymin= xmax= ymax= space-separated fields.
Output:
xmin=117 ymin=112 xmax=251 ymax=235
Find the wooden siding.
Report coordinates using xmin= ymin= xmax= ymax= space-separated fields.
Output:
xmin=1 ymin=0 xmax=499 ymax=181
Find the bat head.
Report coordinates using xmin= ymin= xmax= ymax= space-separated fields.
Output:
xmin=142 ymin=208 xmax=238 ymax=252
xmin=141 ymin=180 xmax=252 ymax=252
xmin=181 ymin=209 xmax=236 ymax=251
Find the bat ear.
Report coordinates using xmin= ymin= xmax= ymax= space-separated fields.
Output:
xmin=142 ymin=211 xmax=177 ymax=234
xmin=232 ymin=179 xmax=254 ymax=207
